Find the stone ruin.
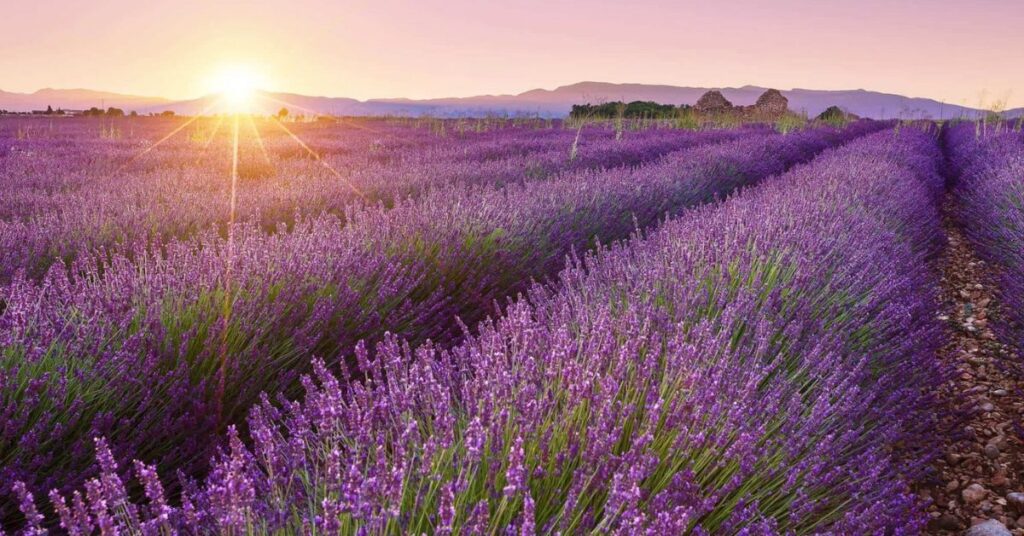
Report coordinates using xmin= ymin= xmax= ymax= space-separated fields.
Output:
xmin=692 ymin=89 xmax=790 ymax=120
xmin=753 ymin=89 xmax=788 ymax=117
xmin=694 ymin=90 xmax=734 ymax=114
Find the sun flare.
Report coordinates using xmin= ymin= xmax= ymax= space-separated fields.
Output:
xmin=208 ymin=65 xmax=264 ymax=113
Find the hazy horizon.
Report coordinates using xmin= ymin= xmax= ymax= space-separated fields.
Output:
xmin=2 ymin=0 xmax=1023 ymax=108
xmin=2 ymin=81 xmax=1012 ymax=109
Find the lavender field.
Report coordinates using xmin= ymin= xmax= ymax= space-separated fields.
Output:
xmin=1 ymin=115 xmax=1023 ymax=534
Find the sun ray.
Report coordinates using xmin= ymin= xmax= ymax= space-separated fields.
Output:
xmin=202 ymin=115 xmax=226 ymax=152
xmin=258 ymin=94 xmax=323 ymax=118
xmin=269 ymin=116 xmax=366 ymax=200
xmin=229 ymin=115 xmax=239 ymax=228
xmin=258 ymin=93 xmax=385 ymax=136
xmin=117 ymin=99 xmax=223 ymax=172
xmin=191 ymin=115 xmax=227 ymax=166
xmin=245 ymin=114 xmax=272 ymax=164
xmin=215 ymin=113 xmax=241 ymax=429
xmin=335 ymin=115 xmax=387 ymax=136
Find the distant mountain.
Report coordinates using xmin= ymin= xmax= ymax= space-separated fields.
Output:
xmin=145 ymin=92 xmax=390 ymax=117
xmin=3 ymin=82 xmax=1021 ymax=119
xmin=0 ymin=88 xmax=171 ymax=112
xmin=369 ymin=82 xmax=1015 ymax=119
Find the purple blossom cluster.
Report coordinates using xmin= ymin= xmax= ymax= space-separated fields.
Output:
xmin=0 ymin=117 xmax=742 ymax=283
xmin=944 ymin=122 xmax=1024 ymax=354
xmin=1 ymin=119 xmax=885 ymax=515
xmin=5 ymin=124 xmax=948 ymax=533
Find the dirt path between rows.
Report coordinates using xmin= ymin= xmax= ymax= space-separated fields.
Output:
xmin=921 ymin=201 xmax=1024 ymax=534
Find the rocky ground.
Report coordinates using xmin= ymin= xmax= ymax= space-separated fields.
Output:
xmin=921 ymin=203 xmax=1024 ymax=535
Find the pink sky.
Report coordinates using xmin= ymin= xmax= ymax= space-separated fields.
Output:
xmin=2 ymin=0 xmax=1023 ymax=107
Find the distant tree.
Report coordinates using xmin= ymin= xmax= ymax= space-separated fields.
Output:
xmin=106 ymin=107 xmax=125 ymax=117
xmin=570 ymin=100 xmax=678 ymax=120
xmin=277 ymin=107 xmax=289 ymax=119
xmin=129 ymin=111 xmax=138 ymax=117
xmin=160 ymin=110 xmax=175 ymax=117
xmin=46 ymin=105 xmax=54 ymax=114
xmin=815 ymin=106 xmax=855 ymax=126
xmin=83 ymin=107 xmax=103 ymax=117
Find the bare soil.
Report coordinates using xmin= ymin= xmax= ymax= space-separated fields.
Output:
xmin=921 ymin=201 xmax=1024 ymax=534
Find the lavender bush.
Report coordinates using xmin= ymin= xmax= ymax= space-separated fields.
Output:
xmin=0 ymin=118 xmax=744 ymax=283
xmin=11 ymin=126 xmax=950 ymax=534
xmin=945 ymin=122 xmax=1024 ymax=355
xmin=0 ymin=120 xmax=884 ymax=516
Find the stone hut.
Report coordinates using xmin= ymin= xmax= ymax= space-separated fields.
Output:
xmin=752 ymin=89 xmax=788 ymax=118
xmin=694 ymin=90 xmax=733 ymax=113
xmin=693 ymin=88 xmax=791 ymax=121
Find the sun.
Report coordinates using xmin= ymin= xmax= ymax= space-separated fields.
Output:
xmin=208 ymin=65 xmax=264 ymax=113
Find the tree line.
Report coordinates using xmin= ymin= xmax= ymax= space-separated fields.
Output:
xmin=569 ymin=101 xmax=689 ymax=119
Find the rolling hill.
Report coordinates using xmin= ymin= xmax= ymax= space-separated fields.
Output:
xmin=0 ymin=88 xmax=171 ymax=112
xmin=2 ymin=82 xmax=1019 ymax=119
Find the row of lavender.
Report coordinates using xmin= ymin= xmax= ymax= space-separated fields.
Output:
xmin=9 ymin=126 xmax=949 ymax=533
xmin=944 ymin=122 xmax=1024 ymax=355
xmin=0 ymin=121 xmax=882 ymax=521
xmin=0 ymin=119 xmax=741 ymax=282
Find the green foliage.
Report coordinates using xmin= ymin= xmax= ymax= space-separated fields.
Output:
xmin=815 ymin=106 xmax=850 ymax=128
xmin=775 ymin=113 xmax=808 ymax=133
xmin=570 ymin=101 xmax=681 ymax=120
xmin=81 ymin=107 xmax=126 ymax=118
xmin=672 ymin=107 xmax=700 ymax=130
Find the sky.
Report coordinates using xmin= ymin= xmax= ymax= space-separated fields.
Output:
xmin=2 ymin=0 xmax=1024 ymax=107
